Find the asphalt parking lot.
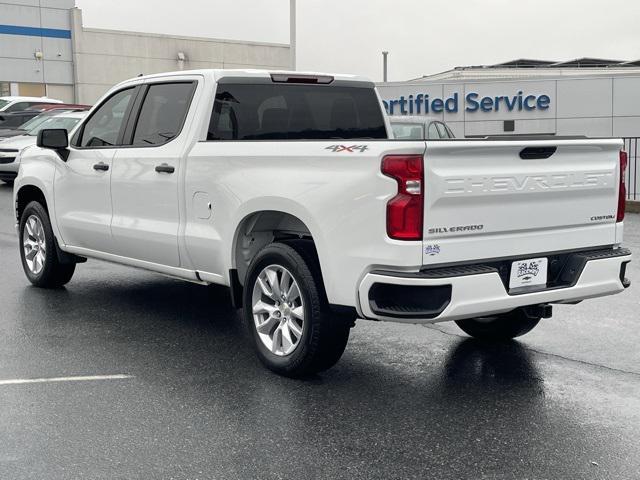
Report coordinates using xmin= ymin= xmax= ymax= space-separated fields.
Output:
xmin=0 ymin=182 xmax=638 ymax=480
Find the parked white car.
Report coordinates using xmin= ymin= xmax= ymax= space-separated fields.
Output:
xmin=12 ymin=69 xmax=632 ymax=377
xmin=0 ymin=111 xmax=87 ymax=184
xmin=0 ymin=96 xmax=62 ymax=113
xmin=390 ymin=115 xmax=455 ymax=140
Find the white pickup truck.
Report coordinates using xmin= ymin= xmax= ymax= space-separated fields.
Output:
xmin=13 ymin=69 xmax=631 ymax=377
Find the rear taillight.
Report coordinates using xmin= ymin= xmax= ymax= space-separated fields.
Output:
xmin=381 ymin=155 xmax=424 ymax=240
xmin=618 ymin=150 xmax=628 ymax=222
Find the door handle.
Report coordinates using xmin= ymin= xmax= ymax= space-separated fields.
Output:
xmin=155 ymin=163 xmax=175 ymax=174
xmin=93 ymin=162 xmax=109 ymax=171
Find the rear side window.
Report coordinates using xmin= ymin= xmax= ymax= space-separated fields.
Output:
xmin=132 ymin=82 xmax=195 ymax=146
xmin=5 ymin=102 xmax=30 ymax=112
xmin=207 ymin=83 xmax=387 ymax=140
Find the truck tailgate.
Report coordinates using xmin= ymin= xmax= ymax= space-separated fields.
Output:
xmin=422 ymin=138 xmax=623 ymax=265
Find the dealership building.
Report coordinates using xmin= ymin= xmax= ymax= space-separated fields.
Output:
xmin=377 ymin=59 xmax=640 ymax=139
xmin=0 ymin=0 xmax=290 ymax=104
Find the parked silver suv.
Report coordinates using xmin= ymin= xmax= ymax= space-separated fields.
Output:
xmin=389 ymin=115 xmax=455 ymax=139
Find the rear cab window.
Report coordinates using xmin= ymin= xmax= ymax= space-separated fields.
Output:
xmin=208 ymin=82 xmax=387 ymax=140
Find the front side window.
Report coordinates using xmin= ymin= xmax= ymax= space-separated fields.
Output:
xmin=79 ymin=88 xmax=134 ymax=147
xmin=208 ymin=83 xmax=387 ymax=140
xmin=391 ymin=122 xmax=424 ymax=139
xmin=132 ymin=82 xmax=195 ymax=146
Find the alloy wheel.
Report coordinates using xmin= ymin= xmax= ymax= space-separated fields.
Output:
xmin=23 ymin=214 xmax=46 ymax=275
xmin=251 ymin=264 xmax=305 ymax=356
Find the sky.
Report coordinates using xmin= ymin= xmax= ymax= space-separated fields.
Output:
xmin=75 ymin=0 xmax=640 ymax=82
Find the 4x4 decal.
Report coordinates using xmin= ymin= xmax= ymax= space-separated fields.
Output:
xmin=325 ymin=145 xmax=369 ymax=153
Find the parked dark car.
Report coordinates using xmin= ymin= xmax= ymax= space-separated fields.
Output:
xmin=0 ymin=110 xmax=41 ymax=129
xmin=0 ymin=103 xmax=91 ymax=128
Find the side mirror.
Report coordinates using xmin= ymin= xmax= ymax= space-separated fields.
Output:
xmin=37 ymin=128 xmax=69 ymax=149
xmin=36 ymin=129 xmax=69 ymax=160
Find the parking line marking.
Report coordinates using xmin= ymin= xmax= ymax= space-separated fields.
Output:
xmin=0 ymin=374 xmax=134 ymax=386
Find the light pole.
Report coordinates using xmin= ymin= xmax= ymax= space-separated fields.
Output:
xmin=290 ymin=0 xmax=296 ymax=70
xmin=382 ymin=51 xmax=389 ymax=82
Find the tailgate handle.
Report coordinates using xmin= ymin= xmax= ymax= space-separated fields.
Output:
xmin=519 ymin=146 xmax=557 ymax=159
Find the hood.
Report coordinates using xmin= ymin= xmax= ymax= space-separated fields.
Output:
xmin=0 ymin=129 xmax=26 ymax=139
xmin=0 ymin=135 xmax=36 ymax=151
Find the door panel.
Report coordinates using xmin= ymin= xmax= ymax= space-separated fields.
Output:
xmin=54 ymin=86 xmax=138 ymax=252
xmin=110 ymin=148 xmax=181 ymax=266
xmin=54 ymin=148 xmax=116 ymax=252
xmin=109 ymin=81 xmax=196 ymax=267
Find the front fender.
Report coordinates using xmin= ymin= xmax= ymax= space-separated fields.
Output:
xmin=14 ymin=146 xmax=61 ymax=238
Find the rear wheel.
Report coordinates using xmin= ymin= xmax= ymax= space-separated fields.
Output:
xmin=243 ymin=241 xmax=352 ymax=377
xmin=19 ymin=201 xmax=76 ymax=288
xmin=455 ymin=309 xmax=540 ymax=340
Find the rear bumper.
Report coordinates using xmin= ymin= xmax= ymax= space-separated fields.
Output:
xmin=357 ymin=248 xmax=632 ymax=324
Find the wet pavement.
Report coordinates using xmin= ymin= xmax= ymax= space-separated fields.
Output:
xmin=0 ymin=182 xmax=639 ymax=479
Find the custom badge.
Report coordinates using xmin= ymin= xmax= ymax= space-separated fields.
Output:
xmin=425 ymin=244 xmax=441 ymax=256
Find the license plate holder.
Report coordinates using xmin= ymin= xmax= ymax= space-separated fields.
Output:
xmin=509 ymin=258 xmax=548 ymax=290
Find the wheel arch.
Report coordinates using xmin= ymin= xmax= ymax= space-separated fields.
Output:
xmin=16 ymin=182 xmax=83 ymax=267
xmin=16 ymin=183 xmax=50 ymax=224
xmin=231 ymin=209 xmax=321 ymax=288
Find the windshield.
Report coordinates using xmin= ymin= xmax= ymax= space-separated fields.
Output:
xmin=391 ymin=122 xmax=425 ymax=139
xmin=19 ymin=113 xmax=57 ymax=131
xmin=0 ymin=99 xmax=10 ymax=110
xmin=25 ymin=116 xmax=82 ymax=136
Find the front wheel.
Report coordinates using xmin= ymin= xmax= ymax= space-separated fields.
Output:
xmin=455 ymin=309 xmax=540 ymax=340
xmin=243 ymin=242 xmax=351 ymax=377
xmin=19 ymin=201 xmax=76 ymax=288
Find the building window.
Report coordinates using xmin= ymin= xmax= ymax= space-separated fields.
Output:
xmin=17 ymin=83 xmax=46 ymax=97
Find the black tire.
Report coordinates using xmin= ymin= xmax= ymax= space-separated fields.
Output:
xmin=19 ymin=201 xmax=76 ymax=288
xmin=455 ymin=309 xmax=540 ymax=340
xmin=243 ymin=241 xmax=352 ymax=377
